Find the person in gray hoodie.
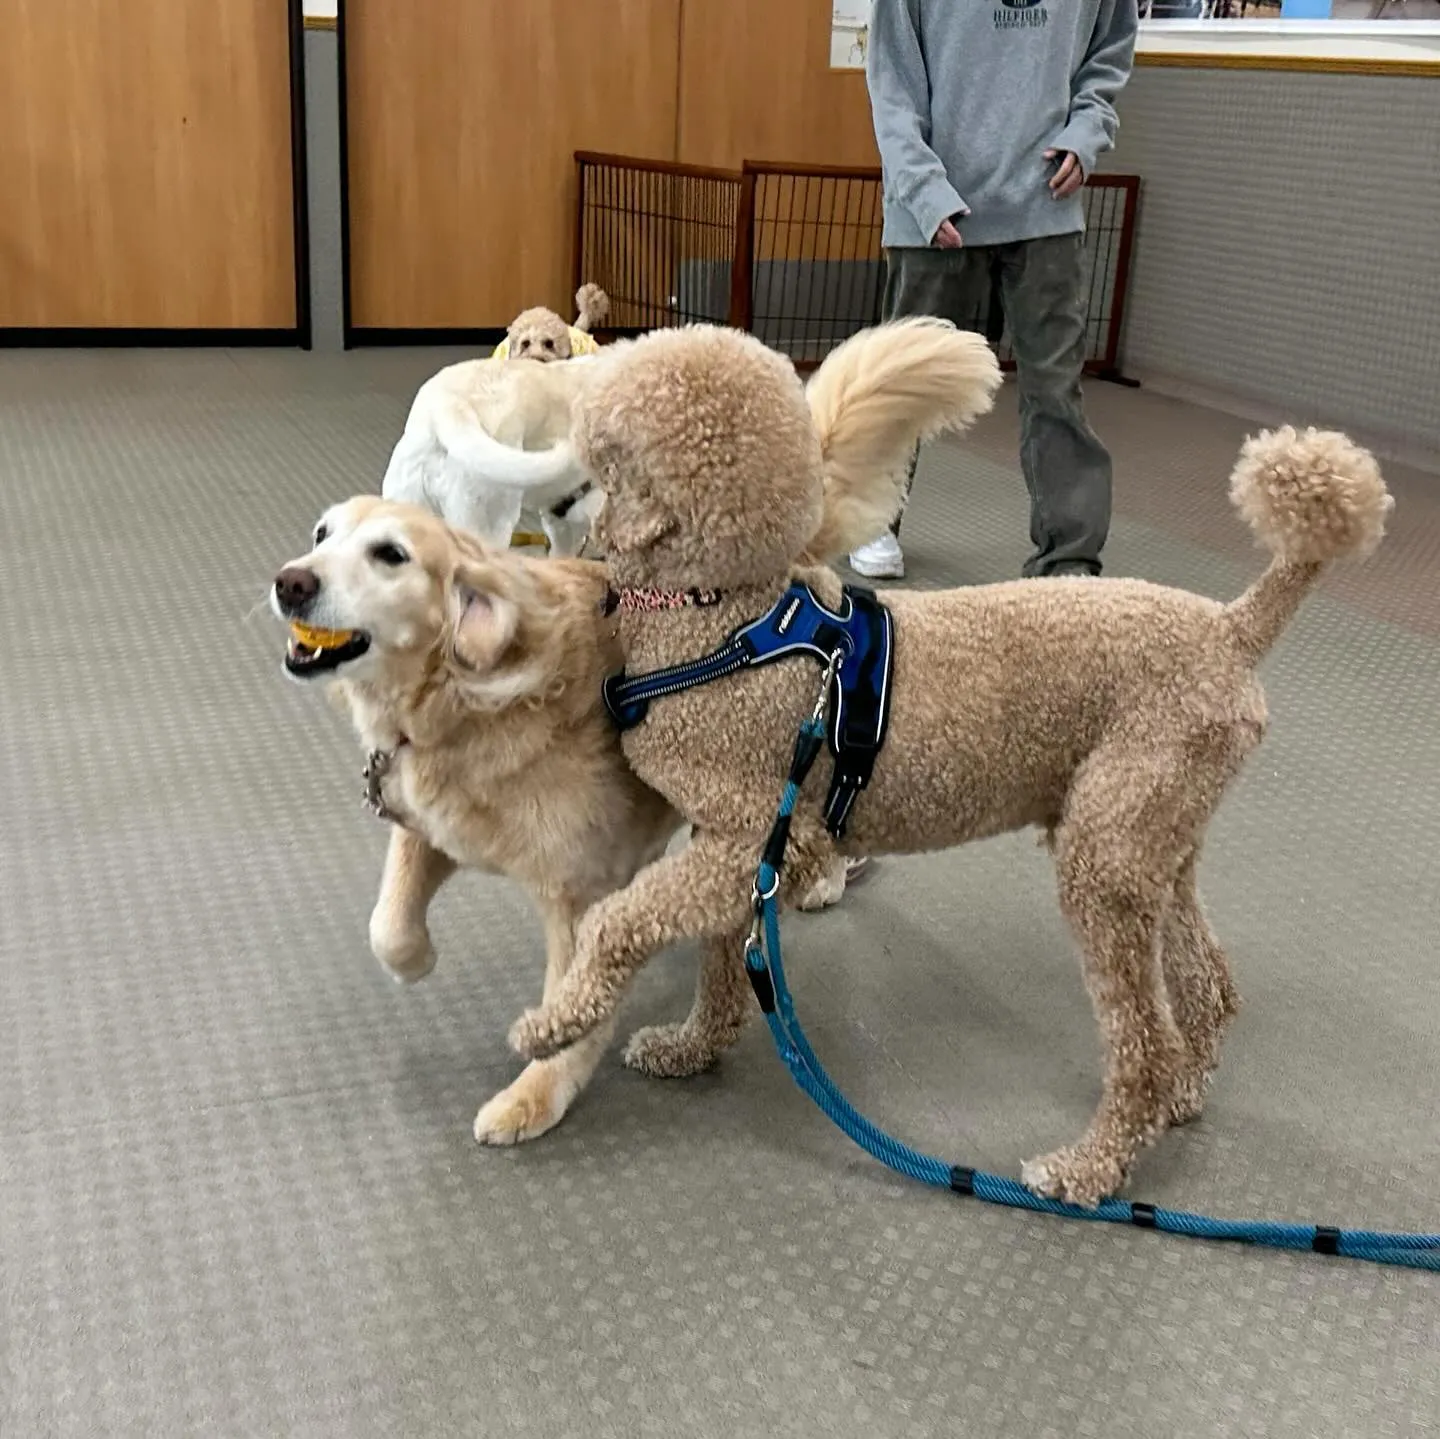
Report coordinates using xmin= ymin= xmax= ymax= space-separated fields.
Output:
xmin=850 ymin=0 xmax=1138 ymax=581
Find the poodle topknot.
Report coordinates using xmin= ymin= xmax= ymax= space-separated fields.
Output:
xmin=577 ymin=325 xmax=825 ymax=589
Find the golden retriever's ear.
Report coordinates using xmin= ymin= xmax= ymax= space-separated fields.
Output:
xmin=448 ymin=573 xmax=519 ymax=673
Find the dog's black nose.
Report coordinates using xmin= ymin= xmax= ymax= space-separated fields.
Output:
xmin=274 ymin=566 xmax=320 ymax=614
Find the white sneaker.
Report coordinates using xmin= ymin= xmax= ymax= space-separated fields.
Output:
xmin=849 ymin=532 xmax=905 ymax=580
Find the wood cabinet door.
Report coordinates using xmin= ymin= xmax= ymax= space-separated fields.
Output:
xmin=0 ymin=0 xmax=300 ymax=333
xmin=344 ymin=0 xmax=682 ymax=332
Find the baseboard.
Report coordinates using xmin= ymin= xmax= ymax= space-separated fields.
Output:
xmin=0 ymin=327 xmax=307 ymax=349
xmin=345 ymin=327 xmax=507 ymax=349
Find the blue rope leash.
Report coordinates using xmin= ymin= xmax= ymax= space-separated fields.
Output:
xmin=744 ymin=715 xmax=1440 ymax=1273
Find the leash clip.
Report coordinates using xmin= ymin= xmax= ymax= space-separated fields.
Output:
xmin=749 ymin=865 xmax=780 ymax=954
xmin=751 ymin=869 xmax=781 ymax=908
xmin=811 ymin=648 xmax=843 ymax=725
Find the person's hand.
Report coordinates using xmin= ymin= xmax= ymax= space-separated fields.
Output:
xmin=932 ymin=218 xmax=964 ymax=249
xmin=1044 ymin=149 xmax=1086 ymax=199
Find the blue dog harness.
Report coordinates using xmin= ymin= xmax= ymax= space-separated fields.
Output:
xmin=603 ymin=581 xmax=895 ymax=838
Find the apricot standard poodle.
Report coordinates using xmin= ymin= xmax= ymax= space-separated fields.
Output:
xmin=507 ymin=319 xmax=1391 ymax=1206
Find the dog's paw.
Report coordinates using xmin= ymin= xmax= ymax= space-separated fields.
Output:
xmin=508 ymin=1005 xmax=585 ymax=1061
xmin=1167 ymin=1068 xmax=1214 ymax=1127
xmin=1020 ymin=1145 xmax=1125 ymax=1211
xmin=795 ymin=856 xmax=870 ymax=913
xmin=473 ymin=1068 xmax=568 ymax=1146
xmin=797 ymin=868 xmax=846 ymax=913
xmin=368 ymin=920 xmax=436 ymax=985
xmin=622 ymin=1023 xmax=722 ymax=1079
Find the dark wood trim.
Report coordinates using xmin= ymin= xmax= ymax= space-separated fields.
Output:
xmin=1137 ymin=51 xmax=1440 ymax=77
xmin=345 ymin=327 xmax=509 ymax=348
xmin=0 ymin=328 xmax=305 ymax=348
xmin=1102 ymin=174 xmax=1141 ymax=386
xmin=742 ymin=159 xmax=882 ymax=180
xmin=726 ymin=168 xmax=757 ymax=330
xmin=336 ymin=0 xmax=355 ymax=346
xmin=575 ymin=149 xmax=742 ymax=183
xmin=572 ymin=154 xmax=587 ymax=305
xmin=289 ymin=0 xmax=314 ymax=349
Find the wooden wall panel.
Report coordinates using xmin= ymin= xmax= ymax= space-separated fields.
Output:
xmin=345 ymin=0 xmax=682 ymax=331
xmin=677 ymin=0 xmax=879 ymax=171
xmin=0 ymin=0 xmax=298 ymax=331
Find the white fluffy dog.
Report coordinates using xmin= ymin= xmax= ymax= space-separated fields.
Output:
xmin=381 ymin=351 xmax=602 ymax=556
xmin=381 ymin=286 xmax=612 ymax=556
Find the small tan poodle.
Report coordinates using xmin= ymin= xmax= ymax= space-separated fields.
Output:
xmin=507 ymin=318 xmax=1393 ymax=1208
xmin=494 ymin=283 xmax=610 ymax=363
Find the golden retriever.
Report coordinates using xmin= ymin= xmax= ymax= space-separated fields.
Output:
xmin=270 ymin=500 xmax=855 ymax=1144
xmin=272 ymin=500 xmax=681 ymax=1143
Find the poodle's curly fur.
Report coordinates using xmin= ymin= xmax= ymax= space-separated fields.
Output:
xmin=507 ymin=319 xmax=1393 ymax=1208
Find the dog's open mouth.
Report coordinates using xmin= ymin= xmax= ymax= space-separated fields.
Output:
xmin=285 ymin=621 xmax=371 ymax=677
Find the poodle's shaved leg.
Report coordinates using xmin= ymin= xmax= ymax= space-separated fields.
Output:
xmin=1022 ymin=876 xmax=1187 ymax=1209
xmin=1022 ymin=746 xmax=1218 ymax=1209
xmin=508 ymin=821 xmax=839 ymax=1064
xmin=1161 ymin=854 xmax=1242 ymax=1126
xmin=369 ymin=825 xmax=457 ymax=983
xmin=475 ymin=892 xmax=613 ymax=1145
xmin=508 ymin=831 xmax=757 ymax=1061
xmin=623 ymin=925 xmax=753 ymax=1078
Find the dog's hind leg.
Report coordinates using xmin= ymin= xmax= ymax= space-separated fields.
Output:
xmin=1161 ymin=851 xmax=1242 ymax=1126
xmin=622 ymin=924 xmax=753 ymax=1078
xmin=369 ymin=826 xmax=457 ymax=983
xmin=445 ymin=472 xmax=526 ymax=550
xmin=474 ymin=892 xmax=615 ymax=1145
xmin=1022 ymin=741 xmax=1230 ymax=1208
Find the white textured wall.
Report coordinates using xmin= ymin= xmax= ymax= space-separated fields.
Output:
xmin=1100 ymin=68 xmax=1440 ymax=459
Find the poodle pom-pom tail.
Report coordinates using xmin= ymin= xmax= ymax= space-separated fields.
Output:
xmin=1229 ymin=425 xmax=1392 ymax=566
xmin=574 ymin=283 xmax=610 ymax=333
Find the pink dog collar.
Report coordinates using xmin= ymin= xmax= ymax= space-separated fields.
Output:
xmin=605 ymin=586 xmax=725 ymax=616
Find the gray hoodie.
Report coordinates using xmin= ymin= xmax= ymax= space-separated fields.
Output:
xmin=866 ymin=0 xmax=1138 ymax=248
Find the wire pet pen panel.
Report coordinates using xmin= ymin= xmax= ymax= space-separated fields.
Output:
xmin=743 ymin=164 xmax=887 ymax=366
xmin=574 ymin=152 xmax=741 ymax=332
xmin=576 ymin=153 xmax=1139 ymax=376
xmin=991 ymin=176 xmax=1140 ymax=378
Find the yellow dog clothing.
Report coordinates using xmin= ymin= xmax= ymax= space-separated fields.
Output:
xmin=491 ymin=327 xmax=599 ymax=361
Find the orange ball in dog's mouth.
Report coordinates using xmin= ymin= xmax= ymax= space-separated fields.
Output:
xmin=286 ymin=620 xmax=371 ymax=677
